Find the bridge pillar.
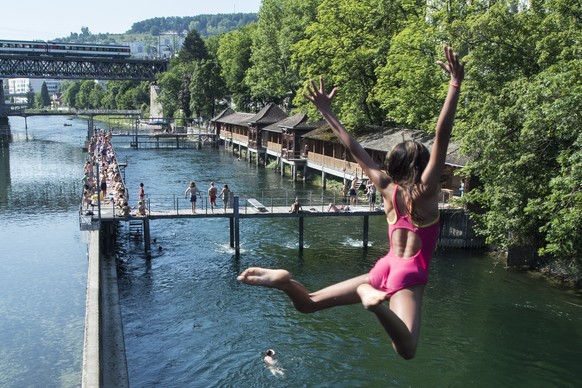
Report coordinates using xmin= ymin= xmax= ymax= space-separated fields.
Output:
xmin=298 ymin=216 xmax=304 ymax=251
xmin=363 ymin=215 xmax=369 ymax=247
xmin=233 ymin=196 xmax=240 ymax=257
xmin=0 ymin=79 xmax=5 ymax=118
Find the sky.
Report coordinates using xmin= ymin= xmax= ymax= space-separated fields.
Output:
xmin=1 ymin=0 xmax=263 ymax=41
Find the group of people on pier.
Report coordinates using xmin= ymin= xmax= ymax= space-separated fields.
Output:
xmin=82 ymin=129 xmax=139 ymax=217
xmin=184 ymin=181 xmax=232 ymax=214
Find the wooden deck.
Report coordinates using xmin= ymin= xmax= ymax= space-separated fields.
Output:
xmin=81 ymin=197 xmax=386 ymax=222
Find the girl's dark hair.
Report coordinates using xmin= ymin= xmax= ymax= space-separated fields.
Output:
xmin=386 ymin=141 xmax=430 ymax=222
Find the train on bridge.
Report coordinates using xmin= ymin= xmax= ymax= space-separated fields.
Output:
xmin=0 ymin=39 xmax=131 ymax=58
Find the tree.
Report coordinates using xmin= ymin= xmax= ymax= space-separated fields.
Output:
xmin=62 ymin=82 xmax=80 ymax=108
xmin=245 ymin=0 xmax=318 ymax=107
xmin=77 ymin=80 xmax=96 ymax=109
xmin=89 ymin=83 xmax=105 ymax=108
xmin=292 ymin=0 xmax=401 ymax=127
xmin=40 ymin=82 xmax=51 ymax=107
xmin=373 ymin=24 xmax=444 ymax=132
xmin=189 ymin=59 xmax=226 ymax=121
xmin=452 ymin=1 xmax=582 ymax=278
xmin=217 ymin=23 xmax=256 ymax=110
xmin=178 ymin=29 xmax=209 ymax=63
xmin=26 ymin=85 xmax=35 ymax=108
xmin=157 ymin=64 xmax=187 ymax=118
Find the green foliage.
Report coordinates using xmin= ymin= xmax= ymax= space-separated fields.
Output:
xmin=217 ymin=23 xmax=257 ymax=110
xmin=157 ymin=63 xmax=191 ymax=118
xmin=245 ymin=0 xmax=319 ymax=107
xmin=61 ymin=82 xmax=80 ymax=108
xmin=458 ymin=2 xmax=582 ymax=272
xmin=129 ymin=14 xmax=257 ymax=37
xmin=373 ymin=25 xmax=444 ymax=132
xmin=40 ymin=82 xmax=51 ymax=107
xmin=292 ymin=0 xmax=410 ymax=128
xmin=189 ymin=59 xmax=226 ymax=121
xmin=179 ymin=29 xmax=210 ymax=63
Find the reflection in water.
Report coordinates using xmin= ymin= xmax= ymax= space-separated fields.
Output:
xmin=0 ymin=142 xmax=10 ymax=207
xmin=0 ymin=116 xmax=87 ymax=387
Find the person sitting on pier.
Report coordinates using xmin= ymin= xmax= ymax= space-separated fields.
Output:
xmin=289 ymin=197 xmax=302 ymax=214
xmin=327 ymin=202 xmax=345 ymax=213
xmin=119 ymin=201 xmax=130 ymax=217
xmin=136 ymin=200 xmax=147 ymax=216
xmin=238 ymin=46 xmax=464 ymax=360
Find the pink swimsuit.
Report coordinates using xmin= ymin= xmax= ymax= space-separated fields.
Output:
xmin=368 ymin=185 xmax=439 ymax=297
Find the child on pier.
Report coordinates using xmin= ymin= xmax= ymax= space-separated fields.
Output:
xmin=238 ymin=46 xmax=464 ymax=360
xmin=184 ymin=181 xmax=201 ymax=214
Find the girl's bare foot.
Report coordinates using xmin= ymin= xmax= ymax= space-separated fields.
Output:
xmin=237 ymin=267 xmax=291 ymax=289
xmin=357 ymin=284 xmax=387 ymax=311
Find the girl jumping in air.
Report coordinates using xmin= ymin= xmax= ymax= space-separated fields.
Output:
xmin=238 ymin=46 xmax=464 ymax=360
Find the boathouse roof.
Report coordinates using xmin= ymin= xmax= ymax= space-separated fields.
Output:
xmin=262 ymin=113 xmax=321 ymax=133
xmin=212 ymin=107 xmax=234 ymax=121
xmin=214 ymin=111 xmax=256 ymax=125
xmin=303 ymin=124 xmax=468 ymax=167
xmin=247 ymin=102 xmax=287 ymax=125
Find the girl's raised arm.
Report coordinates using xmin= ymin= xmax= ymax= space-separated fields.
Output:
xmin=304 ymin=77 xmax=390 ymax=190
xmin=421 ymin=46 xmax=465 ymax=191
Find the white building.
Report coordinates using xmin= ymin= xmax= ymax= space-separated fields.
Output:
xmin=8 ymin=78 xmax=62 ymax=101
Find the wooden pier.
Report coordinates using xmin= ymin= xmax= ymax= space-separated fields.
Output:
xmin=80 ymin=133 xmax=484 ymax=257
xmin=80 ymin=193 xmax=483 ymax=257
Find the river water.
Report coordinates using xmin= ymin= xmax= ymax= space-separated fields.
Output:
xmin=1 ymin=116 xmax=581 ymax=387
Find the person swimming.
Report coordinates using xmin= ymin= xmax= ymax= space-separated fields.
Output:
xmin=263 ymin=349 xmax=284 ymax=377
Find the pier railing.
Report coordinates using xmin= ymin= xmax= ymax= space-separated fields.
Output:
xmin=92 ymin=188 xmax=461 ymax=219
xmin=98 ymin=190 xmax=373 ymax=216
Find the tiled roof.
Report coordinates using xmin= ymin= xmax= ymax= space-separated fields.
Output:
xmin=303 ymin=125 xmax=468 ymax=167
xmin=211 ymin=107 xmax=234 ymax=121
xmin=262 ymin=113 xmax=321 ymax=133
xmin=215 ymin=112 xmax=256 ymax=125
xmin=248 ymin=102 xmax=287 ymax=124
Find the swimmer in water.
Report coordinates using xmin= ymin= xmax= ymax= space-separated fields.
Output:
xmin=263 ymin=349 xmax=284 ymax=377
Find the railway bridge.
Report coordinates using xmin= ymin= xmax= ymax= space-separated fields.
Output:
xmin=0 ymin=40 xmax=168 ymax=127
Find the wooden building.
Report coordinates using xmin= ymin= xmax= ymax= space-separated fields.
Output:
xmin=211 ymin=107 xmax=468 ymax=197
xmin=262 ymin=113 xmax=321 ymax=178
xmin=247 ymin=102 xmax=287 ymax=165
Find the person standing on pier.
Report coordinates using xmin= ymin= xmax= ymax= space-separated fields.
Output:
xmin=185 ymin=181 xmax=201 ymax=214
xmin=238 ymin=46 xmax=464 ymax=360
xmin=208 ymin=182 xmax=218 ymax=212
xmin=220 ymin=184 xmax=231 ymax=213
xmin=100 ymin=174 xmax=107 ymax=201
xmin=139 ymin=182 xmax=145 ymax=200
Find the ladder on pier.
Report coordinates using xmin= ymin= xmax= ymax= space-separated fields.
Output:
xmin=128 ymin=220 xmax=143 ymax=237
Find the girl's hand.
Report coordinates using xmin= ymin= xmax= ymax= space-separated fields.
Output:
xmin=303 ymin=77 xmax=338 ymax=112
xmin=436 ymin=46 xmax=465 ymax=86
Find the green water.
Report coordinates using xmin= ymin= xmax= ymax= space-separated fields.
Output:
xmin=1 ymin=117 xmax=579 ymax=387
xmin=114 ymin=144 xmax=582 ymax=387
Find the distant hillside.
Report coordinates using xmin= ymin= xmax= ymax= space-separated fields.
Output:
xmin=129 ymin=14 xmax=257 ymax=37
xmin=52 ymin=13 xmax=257 ymax=44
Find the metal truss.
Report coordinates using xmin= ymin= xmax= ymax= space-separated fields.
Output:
xmin=0 ymin=55 xmax=168 ymax=80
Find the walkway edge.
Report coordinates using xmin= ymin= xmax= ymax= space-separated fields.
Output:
xmin=82 ymin=231 xmax=100 ymax=388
